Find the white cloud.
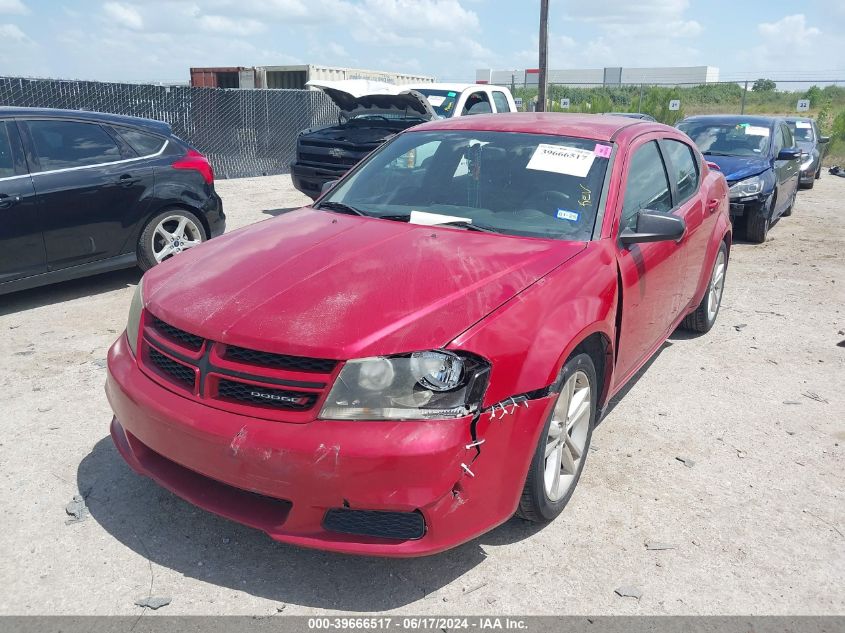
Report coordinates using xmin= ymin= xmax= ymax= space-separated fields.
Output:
xmin=198 ymin=15 xmax=265 ymax=36
xmin=738 ymin=14 xmax=834 ymax=73
xmin=103 ymin=2 xmax=143 ymax=30
xmin=0 ymin=0 xmax=27 ymax=15
xmin=0 ymin=22 xmax=27 ymax=41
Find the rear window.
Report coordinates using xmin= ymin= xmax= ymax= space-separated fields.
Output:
xmin=115 ymin=127 xmax=167 ymax=156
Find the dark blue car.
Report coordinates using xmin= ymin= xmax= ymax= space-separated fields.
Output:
xmin=677 ymin=115 xmax=800 ymax=243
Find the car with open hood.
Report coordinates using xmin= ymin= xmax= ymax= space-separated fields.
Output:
xmin=291 ymin=81 xmax=517 ymax=199
xmin=290 ymin=80 xmax=436 ymax=199
xmin=785 ymin=117 xmax=829 ymax=189
xmin=107 ymin=113 xmax=731 ymax=556
xmin=677 ymin=114 xmax=800 ymax=243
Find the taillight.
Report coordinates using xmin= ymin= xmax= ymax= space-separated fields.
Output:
xmin=172 ymin=149 xmax=214 ymax=184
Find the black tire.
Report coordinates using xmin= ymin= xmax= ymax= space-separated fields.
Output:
xmin=744 ymin=196 xmax=772 ymax=243
xmin=682 ymin=241 xmax=728 ymax=333
xmin=517 ymin=353 xmax=597 ymax=523
xmin=815 ymin=166 xmax=822 ymax=180
xmin=137 ymin=208 xmax=207 ymax=271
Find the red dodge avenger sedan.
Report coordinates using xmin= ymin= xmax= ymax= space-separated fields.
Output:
xmin=106 ymin=113 xmax=730 ymax=556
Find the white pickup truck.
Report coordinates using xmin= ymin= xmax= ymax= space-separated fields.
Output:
xmin=408 ymin=82 xmax=518 ymax=117
xmin=291 ymin=80 xmax=517 ymax=199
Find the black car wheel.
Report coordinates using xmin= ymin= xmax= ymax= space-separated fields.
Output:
xmin=745 ymin=196 xmax=772 ymax=244
xmin=138 ymin=208 xmax=207 ymax=271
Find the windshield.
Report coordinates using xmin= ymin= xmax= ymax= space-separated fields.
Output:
xmin=319 ymin=130 xmax=612 ymax=241
xmin=678 ymin=121 xmax=772 ymax=157
xmin=787 ymin=120 xmax=815 ymax=142
xmin=414 ymin=89 xmax=459 ymax=118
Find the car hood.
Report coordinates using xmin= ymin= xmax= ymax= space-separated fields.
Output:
xmin=705 ymin=154 xmax=770 ymax=183
xmin=307 ymin=79 xmax=435 ymax=120
xmin=143 ymin=209 xmax=585 ymax=360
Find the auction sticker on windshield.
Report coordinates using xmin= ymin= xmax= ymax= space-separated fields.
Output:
xmin=744 ymin=125 xmax=770 ymax=137
xmin=527 ymin=144 xmax=595 ymax=177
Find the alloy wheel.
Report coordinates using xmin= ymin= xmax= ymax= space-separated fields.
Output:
xmin=707 ymin=249 xmax=726 ymax=322
xmin=544 ymin=370 xmax=592 ymax=502
xmin=152 ymin=215 xmax=203 ymax=263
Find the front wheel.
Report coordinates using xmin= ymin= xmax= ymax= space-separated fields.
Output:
xmin=745 ymin=196 xmax=772 ymax=243
xmin=681 ymin=241 xmax=727 ymax=333
xmin=138 ymin=209 xmax=207 ymax=271
xmin=517 ymin=353 xmax=596 ymax=523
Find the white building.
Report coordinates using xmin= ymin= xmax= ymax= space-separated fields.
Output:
xmin=477 ymin=66 xmax=719 ymax=88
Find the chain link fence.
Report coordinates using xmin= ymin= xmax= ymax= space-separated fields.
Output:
xmin=0 ymin=76 xmax=341 ymax=179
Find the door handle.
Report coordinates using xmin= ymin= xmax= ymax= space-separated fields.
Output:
xmin=116 ymin=174 xmax=141 ymax=187
xmin=0 ymin=194 xmax=21 ymax=209
xmin=706 ymin=198 xmax=720 ymax=214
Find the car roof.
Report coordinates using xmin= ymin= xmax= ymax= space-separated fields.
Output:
xmin=679 ymin=114 xmax=781 ymax=127
xmin=409 ymin=112 xmax=658 ymax=142
xmin=407 ymin=82 xmax=509 ymax=93
xmin=0 ymin=106 xmax=172 ymax=136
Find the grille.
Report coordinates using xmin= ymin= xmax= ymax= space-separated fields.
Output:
xmin=151 ymin=317 xmax=204 ymax=351
xmin=323 ymin=509 xmax=426 ymax=540
xmin=224 ymin=345 xmax=337 ymax=373
xmin=217 ymin=379 xmax=318 ymax=411
xmin=148 ymin=348 xmax=196 ymax=388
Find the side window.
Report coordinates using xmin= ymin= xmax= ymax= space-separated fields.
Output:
xmin=621 ymin=141 xmax=672 ymax=229
xmin=0 ymin=123 xmax=15 ymax=178
xmin=26 ymin=120 xmax=121 ymax=171
xmin=774 ymin=125 xmax=785 ymax=155
xmin=781 ymin=124 xmax=794 ymax=149
xmin=492 ymin=91 xmax=510 ymax=113
xmin=115 ymin=127 xmax=166 ymax=156
xmin=662 ymin=139 xmax=699 ymax=205
xmin=461 ymin=91 xmax=492 ymax=116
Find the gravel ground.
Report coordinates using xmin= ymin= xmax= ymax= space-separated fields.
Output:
xmin=0 ymin=174 xmax=842 ymax=616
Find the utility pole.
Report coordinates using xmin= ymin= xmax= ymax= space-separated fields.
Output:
xmin=537 ymin=0 xmax=549 ymax=112
xmin=741 ymin=80 xmax=748 ymax=114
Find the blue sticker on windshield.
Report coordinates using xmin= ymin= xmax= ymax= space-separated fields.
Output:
xmin=556 ymin=209 xmax=580 ymax=222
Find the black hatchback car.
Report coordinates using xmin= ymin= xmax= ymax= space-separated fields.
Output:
xmin=0 ymin=107 xmax=225 ymax=295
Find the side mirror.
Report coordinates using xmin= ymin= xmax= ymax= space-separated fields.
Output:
xmin=620 ymin=209 xmax=686 ymax=246
xmin=320 ymin=180 xmax=339 ymax=194
xmin=777 ymin=147 xmax=801 ymax=161
xmin=819 ymin=136 xmax=831 ymax=144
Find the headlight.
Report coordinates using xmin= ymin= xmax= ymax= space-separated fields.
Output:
xmin=320 ymin=351 xmax=490 ymax=421
xmin=729 ymin=175 xmax=764 ymax=198
xmin=126 ymin=277 xmax=144 ymax=356
xmin=801 ymin=152 xmax=816 ymax=170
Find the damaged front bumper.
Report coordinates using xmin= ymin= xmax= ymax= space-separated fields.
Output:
xmin=290 ymin=162 xmax=348 ymax=200
xmin=106 ymin=334 xmax=553 ymax=556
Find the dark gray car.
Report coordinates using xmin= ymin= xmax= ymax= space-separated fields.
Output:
xmin=785 ymin=117 xmax=830 ymax=188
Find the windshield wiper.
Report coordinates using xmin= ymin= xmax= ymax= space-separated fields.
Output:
xmin=433 ymin=221 xmax=504 ymax=234
xmin=703 ymin=151 xmax=734 ymax=156
xmin=318 ymin=201 xmax=367 ymax=216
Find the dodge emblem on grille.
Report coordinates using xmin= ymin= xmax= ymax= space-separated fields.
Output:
xmin=250 ymin=390 xmax=302 ymax=404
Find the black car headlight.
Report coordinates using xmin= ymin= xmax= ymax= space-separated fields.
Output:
xmin=126 ymin=277 xmax=144 ymax=356
xmin=320 ymin=351 xmax=490 ymax=421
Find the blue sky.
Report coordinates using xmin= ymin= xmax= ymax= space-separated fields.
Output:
xmin=0 ymin=0 xmax=843 ymax=84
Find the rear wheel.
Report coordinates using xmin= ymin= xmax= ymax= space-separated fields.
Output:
xmin=682 ymin=242 xmax=727 ymax=333
xmin=745 ymin=196 xmax=772 ymax=243
xmin=517 ymin=353 xmax=596 ymax=523
xmin=138 ymin=209 xmax=207 ymax=271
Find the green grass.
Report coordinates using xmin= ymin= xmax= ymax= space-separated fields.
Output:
xmin=513 ymin=83 xmax=845 ymax=163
